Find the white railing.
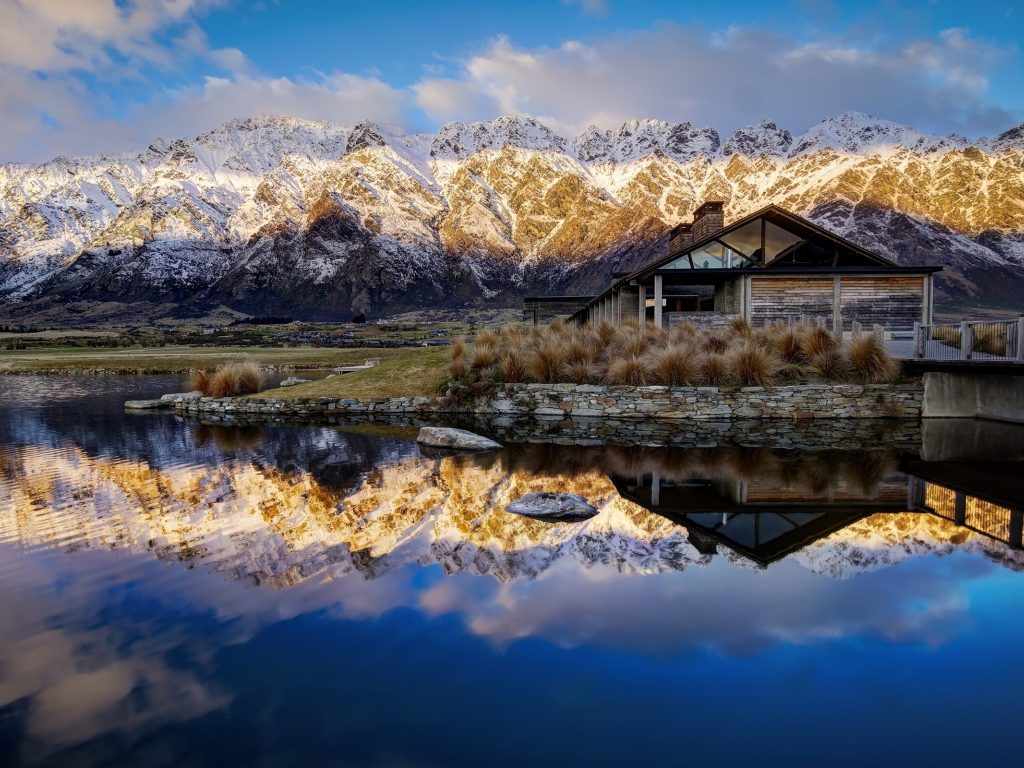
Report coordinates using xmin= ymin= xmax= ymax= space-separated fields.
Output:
xmin=913 ymin=316 xmax=1024 ymax=361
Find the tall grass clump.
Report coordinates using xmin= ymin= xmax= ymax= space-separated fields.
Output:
xmin=606 ymin=355 xmax=648 ymax=386
xmin=728 ymin=343 xmax=776 ymax=386
xmin=500 ymin=348 xmax=528 ymax=383
xmin=188 ymin=360 xmax=266 ymax=397
xmin=188 ymin=369 xmax=212 ymax=394
xmin=234 ymin=359 xmax=267 ymax=394
xmin=210 ymin=368 xmax=239 ymax=397
xmin=846 ymin=333 xmax=900 ymax=383
xmin=647 ymin=344 xmax=697 ymax=386
xmin=442 ymin=317 xmax=906 ymax=390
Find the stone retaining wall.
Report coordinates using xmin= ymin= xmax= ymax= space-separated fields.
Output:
xmin=170 ymin=382 xmax=922 ymax=422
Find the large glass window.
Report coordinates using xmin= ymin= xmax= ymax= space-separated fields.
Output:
xmin=664 ymin=255 xmax=693 ymax=269
xmin=765 ymin=221 xmax=803 ymax=261
xmin=691 ymin=242 xmax=727 ymax=269
xmin=719 ymin=219 xmax=762 ymax=258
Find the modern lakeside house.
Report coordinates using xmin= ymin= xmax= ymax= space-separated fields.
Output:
xmin=525 ymin=202 xmax=941 ymax=335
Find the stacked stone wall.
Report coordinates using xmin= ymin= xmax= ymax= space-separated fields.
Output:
xmin=171 ymin=382 xmax=922 ymax=422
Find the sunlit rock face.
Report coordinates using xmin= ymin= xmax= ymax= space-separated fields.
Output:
xmin=2 ymin=112 xmax=1023 ymax=319
xmin=2 ymin=436 xmax=1023 ymax=590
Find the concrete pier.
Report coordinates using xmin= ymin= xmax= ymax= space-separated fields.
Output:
xmin=922 ymin=372 xmax=1024 ymax=424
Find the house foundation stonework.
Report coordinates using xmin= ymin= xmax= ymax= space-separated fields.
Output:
xmin=173 ymin=382 xmax=922 ymax=422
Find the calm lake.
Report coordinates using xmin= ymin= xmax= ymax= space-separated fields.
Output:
xmin=1 ymin=375 xmax=1023 ymax=767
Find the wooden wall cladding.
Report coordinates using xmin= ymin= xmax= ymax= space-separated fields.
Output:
xmin=840 ymin=277 xmax=922 ymax=330
xmin=750 ymin=278 xmax=834 ymax=327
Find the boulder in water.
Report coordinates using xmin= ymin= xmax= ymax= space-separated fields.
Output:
xmin=124 ymin=399 xmax=169 ymax=410
xmin=416 ymin=427 xmax=502 ymax=452
xmin=505 ymin=492 xmax=598 ymax=523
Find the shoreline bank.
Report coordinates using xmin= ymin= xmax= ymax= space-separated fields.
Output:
xmin=165 ymin=381 xmax=923 ymax=423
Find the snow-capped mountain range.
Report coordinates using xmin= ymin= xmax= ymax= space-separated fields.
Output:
xmin=2 ymin=111 xmax=1023 ymax=322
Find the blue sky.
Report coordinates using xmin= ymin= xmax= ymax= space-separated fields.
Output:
xmin=0 ymin=0 xmax=1021 ymax=162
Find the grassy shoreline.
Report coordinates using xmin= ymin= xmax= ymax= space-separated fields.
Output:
xmin=0 ymin=345 xmax=437 ymax=375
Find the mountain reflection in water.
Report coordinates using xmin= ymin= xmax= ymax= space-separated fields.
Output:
xmin=1 ymin=376 xmax=1023 ymax=767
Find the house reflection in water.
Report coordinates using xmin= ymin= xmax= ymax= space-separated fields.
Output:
xmin=612 ymin=457 xmax=1023 ymax=567
xmin=612 ymin=471 xmax=910 ymax=566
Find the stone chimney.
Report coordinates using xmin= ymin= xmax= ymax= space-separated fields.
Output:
xmin=690 ymin=201 xmax=725 ymax=242
xmin=668 ymin=223 xmax=693 ymax=256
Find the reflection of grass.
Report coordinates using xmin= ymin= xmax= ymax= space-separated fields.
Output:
xmin=252 ymin=347 xmax=451 ymax=400
xmin=331 ymin=423 xmax=423 ymax=442
xmin=0 ymin=345 xmax=433 ymax=374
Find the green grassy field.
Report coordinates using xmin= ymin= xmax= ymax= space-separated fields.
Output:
xmin=252 ymin=346 xmax=451 ymax=400
xmin=0 ymin=345 xmax=439 ymax=374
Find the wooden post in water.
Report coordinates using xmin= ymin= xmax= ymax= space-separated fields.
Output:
xmin=954 ymin=492 xmax=966 ymax=526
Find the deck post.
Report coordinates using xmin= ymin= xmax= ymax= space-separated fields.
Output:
xmin=906 ymin=476 xmax=926 ymax=511
xmin=960 ymin=321 xmax=973 ymax=360
xmin=651 ymin=471 xmax=660 ymax=507
xmin=1016 ymin=316 xmax=1024 ymax=362
xmin=653 ymin=275 xmax=663 ymax=328
xmin=833 ymin=276 xmax=842 ymax=337
xmin=873 ymin=324 xmax=884 ymax=342
xmin=852 ymin=320 xmax=862 ymax=335
xmin=1010 ymin=510 xmax=1023 ymax=550
xmin=913 ymin=322 xmax=922 ymax=359
xmin=954 ymin=492 xmax=966 ymax=526
xmin=638 ymin=284 xmax=646 ymax=325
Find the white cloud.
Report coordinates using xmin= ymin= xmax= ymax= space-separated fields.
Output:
xmin=142 ymin=72 xmax=413 ymax=139
xmin=0 ymin=8 xmax=1019 ymax=163
xmin=412 ymin=24 xmax=1019 ymax=139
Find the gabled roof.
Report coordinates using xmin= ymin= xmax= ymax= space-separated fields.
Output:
xmin=625 ymin=204 xmax=896 ymax=285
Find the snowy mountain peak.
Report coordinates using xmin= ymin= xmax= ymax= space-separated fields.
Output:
xmin=430 ymin=115 xmax=568 ymax=160
xmin=983 ymin=121 xmax=1024 ymax=153
xmin=571 ymin=118 xmax=720 ymax=164
xmin=787 ymin=111 xmax=967 ymax=157
xmin=719 ymin=119 xmax=793 ymax=158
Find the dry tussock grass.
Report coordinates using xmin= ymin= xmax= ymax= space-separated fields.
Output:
xmin=846 ymin=333 xmax=900 ymax=383
xmin=447 ymin=319 xmax=902 ymax=387
xmin=188 ymin=359 xmax=266 ymax=397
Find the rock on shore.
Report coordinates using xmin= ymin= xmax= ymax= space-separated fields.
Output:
xmin=416 ymin=427 xmax=502 ymax=451
xmin=505 ymin=492 xmax=599 ymax=522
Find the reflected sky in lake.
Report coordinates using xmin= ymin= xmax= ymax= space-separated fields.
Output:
xmin=1 ymin=376 xmax=1023 ymax=767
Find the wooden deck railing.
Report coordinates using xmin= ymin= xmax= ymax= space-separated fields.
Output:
xmin=913 ymin=316 xmax=1024 ymax=361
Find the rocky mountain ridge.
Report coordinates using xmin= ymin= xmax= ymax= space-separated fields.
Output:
xmin=3 ymin=437 xmax=1022 ymax=590
xmin=2 ymin=111 xmax=1023 ymax=322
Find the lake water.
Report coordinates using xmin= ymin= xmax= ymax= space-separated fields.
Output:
xmin=1 ymin=376 xmax=1023 ymax=767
